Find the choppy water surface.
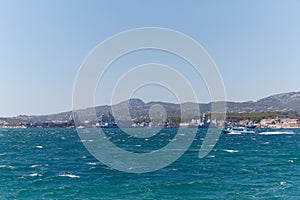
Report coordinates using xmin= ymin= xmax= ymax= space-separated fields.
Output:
xmin=0 ymin=128 xmax=300 ymax=199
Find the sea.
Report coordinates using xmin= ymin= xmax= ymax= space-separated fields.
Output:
xmin=0 ymin=128 xmax=300 ymax=199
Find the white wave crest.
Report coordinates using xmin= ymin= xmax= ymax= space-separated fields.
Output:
xmin=226 ymin=132 xmax=242 ymax=135
xmin=0 ymin=165 xmax=15 ymax=169
xmin=86 ymin=162 xmax=97 ymax=165
xmin=224 ymin=149 xmax=239 ymax=153
xmin=27 ymin=173 xmax=42 ymax=177
xmin=30 ymin=164 xmax=40 ymax=168
xmin=59 ymin=173 xmax=80 ymax=178
xmin=259 ymin=131 xmax=295 ymax=135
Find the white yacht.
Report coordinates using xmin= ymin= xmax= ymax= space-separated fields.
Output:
xmin=222 ymin=126 xmax=255 ymax=134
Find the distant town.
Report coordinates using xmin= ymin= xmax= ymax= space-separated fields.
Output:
xmin=0 ymin=111 xmax=299 ymax=129
xmin=1 ymin=91 xmax=300 ymax=129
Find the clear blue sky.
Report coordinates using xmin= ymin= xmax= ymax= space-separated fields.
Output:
xmin=0 ymin=0 xmax=300 ymax=117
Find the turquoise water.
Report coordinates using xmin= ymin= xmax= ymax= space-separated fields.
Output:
xmin=0 ymin=128 xmax=300 ymax=199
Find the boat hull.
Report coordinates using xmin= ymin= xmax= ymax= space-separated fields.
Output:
xmin=222 ymin=127 xmax=255 ymax=134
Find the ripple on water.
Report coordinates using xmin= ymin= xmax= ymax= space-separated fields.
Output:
xmin=86 ymin=162 xmax=97 ymax=165
xmin=0 ymin=165 xmax=15 ymax=170
xmin=58 ymin=173 xmax=80 ymax=178
xmin=30 ymin=164 xmax=41 ymax=168
xmin=223 ymin=149 xmax=239 ymax=153
xmin=26 ymin=173 xmax=43 ymax=177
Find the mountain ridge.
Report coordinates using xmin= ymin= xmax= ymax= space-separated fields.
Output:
xmin=1 ymin=91 xmax=300 ymax=124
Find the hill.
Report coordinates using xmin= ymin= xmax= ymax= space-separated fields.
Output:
xmin=1 ymin=91 xmax=300 ymax=126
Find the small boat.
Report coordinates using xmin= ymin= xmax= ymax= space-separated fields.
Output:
xmin=222 ymin=126 xmax=255 ymax=134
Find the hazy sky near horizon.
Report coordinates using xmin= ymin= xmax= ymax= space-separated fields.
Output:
xmin=0 ymin=0 xmax=300 ymax=117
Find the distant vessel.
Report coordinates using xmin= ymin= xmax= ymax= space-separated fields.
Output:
xmin=246 ymin=121 xmax=256 ymax=129
xmin=198 ymin=113 xmax=211 ymax=128
xmin=222 ymin=126 xmax=255 ymax=134
xmin=99 ymin=112 xmax=118 ymax=128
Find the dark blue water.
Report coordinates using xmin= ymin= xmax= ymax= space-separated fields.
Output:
xmin=0 ymin=128 xmax=300 ymax=199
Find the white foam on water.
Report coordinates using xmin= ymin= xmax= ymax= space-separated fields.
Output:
xmin=30 ymin=164 xmax=40 ymax=168
xmin=280 ymin=181 xmax=286 ymax=186
xmin=59 ymin=173 xmax=80 ymax=178
xmin=88 ymin=166 xmax=96 ymax=171
xmin=241 ymin=168 xmax=250 ymax=172
xmin=35 ymin=146 xmax=43 ymax=149
xmin=27 ymin=173 xmax=42 ymax=177
xmin=224 ymin=149 xmax=239 ymax=153
xmin=80 ymin=139 xmax=94 ymax=142
xmin=226 ymin=132 xmax=242 ymax=135
xmin=0 ymin=165 xmax=15 ymax=169
xmin=262 ymin=142 xmax=270 ymax=145
xmin=86 ymin=162 xmax=97 ymax=165
xmin=259 ymin=131 xmax=295 ymax=135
